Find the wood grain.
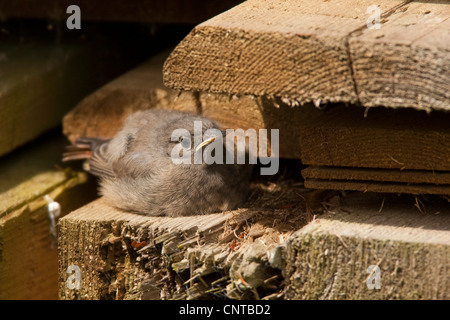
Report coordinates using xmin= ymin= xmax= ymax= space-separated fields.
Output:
xmin=58 ymin=191 xmax=450 ymax=299
xmin=303 ymin=166 xmax=450 ymax=185
xmin=350 ymin=1 xmax=450 ymax=111
xmin=163 ymin=0 xmax=450 ymax=111
xmin=298 ymin=103 xmax=450 ymax=171
xmin=282 ymin=192 xmax=450 ymax=299
xmin=58 ymin=180 xmax=319 ymax=300
xmin=58 ymin=198 xmax=234 ymax=300
xmin=304 ymin=179 xmax=450 ymax=195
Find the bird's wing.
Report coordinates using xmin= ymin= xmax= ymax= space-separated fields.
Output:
xmin=89 ymin=141 xmax=116 ymax=179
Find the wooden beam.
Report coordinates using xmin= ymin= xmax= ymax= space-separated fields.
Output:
xmin=163 ymin=0 xmax=450 ymax=111
xmin=0 ymin=0 xmax=244 ymax=24
xmin=58 ymin=198 xmax=236 ymax=300
xmin=303 ymin=166 xmax=450 ymax=185
xmin=297 ymin=102 xmax=450 ymax=195
xmin=350 ymin=1 xmax=450 ymax=111
xmin=298 ymin=103 xmax=450 ymax=171
xmin=303 ymin=166 xmax=450 ymax=195
xmin=281 ymin=192 xmax=450 ymax=299
xmin=0 ymin=41 xmax=108 ymax=157
xmin=304 ymin=178 xmax=450 ymax=196
xmin=0 ymin=133 xmax=97 ymax=300
xmin=58 ymin=182 xmax=321 ymax=300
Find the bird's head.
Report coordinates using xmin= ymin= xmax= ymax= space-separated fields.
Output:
xmin=161 ymin=114 xmax=228 ymax=166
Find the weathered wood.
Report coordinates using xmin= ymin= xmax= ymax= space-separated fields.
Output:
xmin=58 ymin=198 xmax=234 ymax=300
xmin=304 ymin=179 xmax=450 ymax=196
xmin=0 ymin=133 xmax=97 ymax=300
xmin=350 ymin=1 xmax=450 ymax=111
xmin=163 ymin=0 xmax=450 ymax=111
xmin=58 ymin=181 xmax=318 ymax=300
xmin=303 ymin=166 xmax=450 ymax=185
xmin=62 ymin=52 xmax=304 ymax=159
xmin=298 ymin=103 xmax=450 ymax=193
xmin=0 ymin=0 xmax=243 ymax=24
xmin=58 ymin=188 xmax=450 ymax=300
xmin=298 ymin=103 xmax=450 ymax=171
xmin=297 ymin=102 xmax=450 ymax=194
xmin=281 ymin=192 xmax=450 ymax=299
xmin=0 ymin=42 xmax=105 ymax=157
xmin=303 ymin=166 xmax=450 ymax=195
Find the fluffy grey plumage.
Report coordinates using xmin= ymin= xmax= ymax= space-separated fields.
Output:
xmin=63 ymin=109 xmax=252 ymax=217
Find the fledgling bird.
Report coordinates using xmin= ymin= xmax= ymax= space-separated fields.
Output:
xmin=63 ymin=109 xmax=252 ymax=217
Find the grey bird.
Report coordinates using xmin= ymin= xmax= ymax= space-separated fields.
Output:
xmin=63 ymin=109 xmax=252 ymax=217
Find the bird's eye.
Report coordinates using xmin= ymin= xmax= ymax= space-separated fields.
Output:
xmin=179 ymin=136 xmax=191 ymax=149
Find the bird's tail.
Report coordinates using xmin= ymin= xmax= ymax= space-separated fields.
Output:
xmin=62 ymin=137 xmax=109 ymax=162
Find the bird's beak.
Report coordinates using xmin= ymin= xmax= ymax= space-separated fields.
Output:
xmin=195 ymin=131 xmax=227 ymax=153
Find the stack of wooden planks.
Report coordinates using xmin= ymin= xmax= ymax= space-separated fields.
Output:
xmin=55 ymin=0 xmax=450 ymax=300
xmin=163 ymin=0 xmax=450 ymax=196
xmin=0 ymin=40 xmax=108 ymax=299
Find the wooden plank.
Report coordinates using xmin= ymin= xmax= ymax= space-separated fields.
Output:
xmin=58 ymin=198 xmax=234 ymax=300
xmin=298 ymin=101 xmax=450 ymax=194
xmin=164 ymin=0 xmax=369 ymax=104
xmin=163 ymin=0 xmax=450 ymax=111
xmin=304 ymin=179 xmax=450 ymax=196
xmin=58 ymin=182 xmax=319 ymax=300
xmin=350 ymin=1 xmax=450 ymax=111
xmin=0 ymin=132 xmax=97 ymax=300
xmin=298 ymin=103 xmax=450 ymax=171
xmin=0 ymin=0 xmax=244 ymax=24
xmin=302 ymin=166 xmax=450 ymax=195
xmin=303 ymin=166 xmax=450 ymax=185
xmin=281 ymin=192 xmax=449 ymax=299
xmin=0 ymin=41 xmax=104 ymax=157
xmin=62 ymin=52 xmax=304 ymax=159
